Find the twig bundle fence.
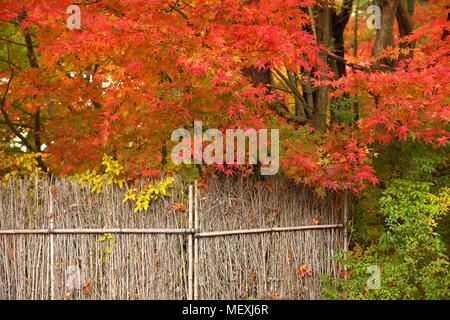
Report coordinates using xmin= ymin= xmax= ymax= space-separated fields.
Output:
xmin=0 ymin=176 xmax=345 ymax=300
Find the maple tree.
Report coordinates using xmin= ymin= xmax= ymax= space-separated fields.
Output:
xmin=0 ymin=0 xmax=448 ymax=193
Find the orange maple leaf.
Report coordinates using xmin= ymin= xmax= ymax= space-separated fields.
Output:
xmin=171 ymin=203 xmax=187 ymax=212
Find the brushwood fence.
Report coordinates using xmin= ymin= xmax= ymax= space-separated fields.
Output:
xmin=0 ymin=176 xmax=346 ymax=300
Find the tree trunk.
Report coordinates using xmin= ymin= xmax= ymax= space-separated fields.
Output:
xmin=396 ymin=0 xmax=415 ymax=50
xmin=371 ymin=0 xmax=401 ymax=68
xmin=313 ymin=1 xmax=331 ymax=130
xmin=331 ymin=0 xmax=353 ymax=78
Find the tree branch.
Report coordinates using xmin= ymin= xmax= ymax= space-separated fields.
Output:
xmin=0 ymin=121 xmax=33 ymax=129
xmin=325 ymin=50 xmax=371 ymax=72
xmin=271 ymin=100 xmax=310 ymax=125
xmin=1 ymin=72 xmax=36 ymax=153
xmin=0 ymin=37 xmax=33 ymax=47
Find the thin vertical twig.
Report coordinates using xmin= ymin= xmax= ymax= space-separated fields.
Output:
xmin=187 ymin=184 xmax=193 ymax=300
xmin=353 ymin=0 xmax=359 ymax=58
xmin=48 ymin=182 xmax=55 ymax=300
xmin=49 ymin=216 xmax=55 ymax=300
xmin=194 ymin=180 xmax=199 ymax=300
xmin=353 ymin=0 xmax=360 ymax=121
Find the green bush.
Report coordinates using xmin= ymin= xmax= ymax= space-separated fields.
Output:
xmin=322 ymin=180 xmax=450 ymax=300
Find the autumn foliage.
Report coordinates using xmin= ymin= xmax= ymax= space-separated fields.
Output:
xmin=0 ymin=0 xmax=449 ymax=193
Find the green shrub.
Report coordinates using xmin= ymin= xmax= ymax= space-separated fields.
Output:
xmin=322 ymin=180 xmax=450 ymax=300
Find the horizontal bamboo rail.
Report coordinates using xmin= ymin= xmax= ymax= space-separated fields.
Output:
xmin=195 ymin=224 xmax=344 ymax=238
xmin=0 ymin=228 xmax=196 ymax=235
xmin=0 ymin=224 xmax=343 ymax=236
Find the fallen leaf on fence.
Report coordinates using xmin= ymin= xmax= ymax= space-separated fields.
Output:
xmin=198 ymin=180 xmax=208 ymax=189
xmin=82 ymin=278 xmax=91 ymax=293
xmin=297 ymin=264 xmax=312 ymax=278
xmin=171 ymin=203 xmax=187 ymax=212
xmin=312 ymin=218 xmax=319 ymax=225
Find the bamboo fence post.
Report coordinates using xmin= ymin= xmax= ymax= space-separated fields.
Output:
xmin=48 ymin=183 xmax=56 ymax=300
xmin=187 ymin=184 xmax=194 ymax=300
xmin=342 ymin=190 xmax=349 ymax=279
xmin=343 ymin=190 xmax=348 ymax=251
xmin=193 ymin=180 xmax=199 ymax=300
xmin=49 ymin=216 xmax=55 ymax=300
